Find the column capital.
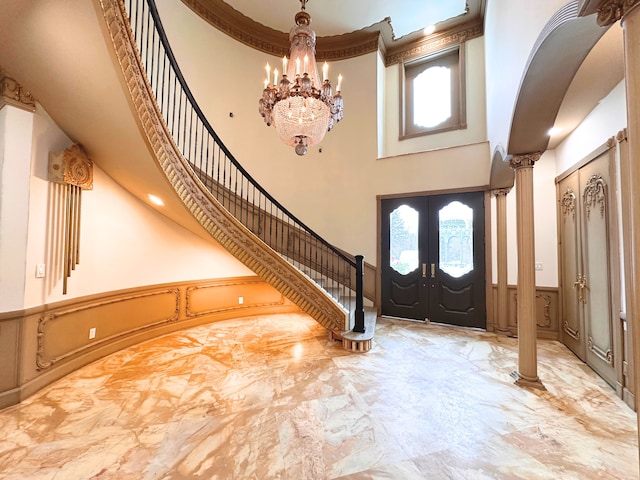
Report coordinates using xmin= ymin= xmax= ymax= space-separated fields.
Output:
xmin=509 ymin=152 xmax=541 ymax=170
xmin=0 ymin=67 xmax=36 ymax=112
xmin=492 ymin=187 xmax=512 ymax=197
xmin=595 ymin=0 xmax=640 ymax=26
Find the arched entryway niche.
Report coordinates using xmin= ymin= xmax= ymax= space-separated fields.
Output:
xmin=508 ymin=0 xmax=610 ymax=155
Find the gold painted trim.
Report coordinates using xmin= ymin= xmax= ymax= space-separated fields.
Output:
xmin=563 ymin=320 xmax=580 ymax=340
xmin=509 ymin=152 xmax=541 ymax=169
xmin=185 ymin=280 xmax=285 ymax=317
xmin=36 ymin=289 xmax=180 ymax=370
xmin=561 ymin=188 xmax=577 ymax=220
xmin=596 ymin=0 xmax=640 ymax=26
xmin=0 ymin=67 xmax=36 ymax=112
xmin=99 ymin=0 xmax=347 ymax=332
xmin=583 ymin=174 xmax=606 ymax=220
xmin=179 ymin=0 xmax=483 ymax=66
xmin=588 ymin=335 xmax=614 ymax=365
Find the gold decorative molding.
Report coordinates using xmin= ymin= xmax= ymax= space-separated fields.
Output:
xmin=561 ymin=188 xmax=577 ymax=220
xmin=509 ymin=152 xmax=541 ymax=170
xmin=180 ymin=0 xmax=483 ymax=66
xmin=588 ymin=335 xmax=614 ymax=365
xmin=49 ymin=144 xmax=94 ymax=190
xmin=185 ymin=279 xmax=285 ymax=317
xmin=492 ymin=187 xmax=511 ymax=197
xmin=563 ymin=321 xmax=580 ymax=340
xmin=100 ymin=0 xmax=347 ymax=332
xmin=513 ymin=291 xmax=554 ymax=329
xmin=385 ymin=23 xmax=483 ymax=66
xmin=0 ymin=67 xmax=36 ymax=112
xmin=36 ymin=289 xmax=180 ymax=370
xmin=583 ymin=174 xmax=606 ymax=220
xmin=180 ymin=0 xmax=379 ymax=61
xmin=596 ymin=0 xmax=640 ymax=26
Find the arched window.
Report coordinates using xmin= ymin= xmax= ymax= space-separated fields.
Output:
xmin=401 ymin=46 xmax=466 ymax=138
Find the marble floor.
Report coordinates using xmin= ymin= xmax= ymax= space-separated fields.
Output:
xmin=0 ymin=314 xmax=638 ymax=479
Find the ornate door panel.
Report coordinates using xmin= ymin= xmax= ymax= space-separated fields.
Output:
xmin=580 ymin=157 xmax=616 ymax=388
xmin=558 ymin=151 xmax=618 ymax=389
xmin=558 ymin=171 xmax=585 ymax=360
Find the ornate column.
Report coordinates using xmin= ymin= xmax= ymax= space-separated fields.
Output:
xmin=492 ymin=188 xmax=512 ymax=335
xmin=590 ymin=0 xmax=640 ymax=446
xmin=509 ymin=152 xmax=544 ymax=389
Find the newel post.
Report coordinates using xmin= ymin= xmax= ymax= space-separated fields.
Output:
xmin=353 ymin=255 xmax=365 ymax=333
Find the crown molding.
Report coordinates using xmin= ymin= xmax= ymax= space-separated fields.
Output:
xmin=180 ymin=0 xmax=484 ymax=65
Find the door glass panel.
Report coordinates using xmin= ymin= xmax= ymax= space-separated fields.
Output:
xmin=390 ymin=204 xmax=419 ymax=275
xmin=439 ymin=201 xmax=473 ymax=278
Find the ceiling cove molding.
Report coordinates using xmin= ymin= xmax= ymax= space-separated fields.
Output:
xmin=180 ymin=0 xmax=483 ymax=64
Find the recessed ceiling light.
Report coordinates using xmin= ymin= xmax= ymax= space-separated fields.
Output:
xmin=147 ymin=194 xmax=164 ymax=206
xmin=424 ymin=25 xmax=436 ymax=35
xmin=548 ymin=127 xmax=563 ymax=136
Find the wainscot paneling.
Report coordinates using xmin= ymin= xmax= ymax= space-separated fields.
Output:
xmin=489 ymin=285 xmax=559 ymax=340
xmin=0 ymin=276 xmax=298 ymax=410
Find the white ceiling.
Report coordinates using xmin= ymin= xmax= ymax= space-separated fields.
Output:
xmin=224 ymin=0 xmax=468 ymax=38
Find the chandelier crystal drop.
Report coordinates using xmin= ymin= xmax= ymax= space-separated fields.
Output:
xmin=258 ymin=0 xmax=343 ymax=156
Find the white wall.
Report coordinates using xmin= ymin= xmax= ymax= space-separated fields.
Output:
xmin=484 ymin=0 xmax=569 ymax=155
xmin=555 ymin=80 xmax=627 ymax=175
xmin=0 ymin=106 xmax=34 ymax=311
xmin=3 ymin=105 xmax=252 ymax=312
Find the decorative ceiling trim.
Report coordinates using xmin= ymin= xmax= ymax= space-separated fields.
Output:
xmin=385 ymin=22 xmax=483 ymax=66
xmin=180 ymin=0 xmax=483 ymax=65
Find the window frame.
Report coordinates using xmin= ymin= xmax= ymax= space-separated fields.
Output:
xmin=399 ymin=44 xmax=467 ymax=140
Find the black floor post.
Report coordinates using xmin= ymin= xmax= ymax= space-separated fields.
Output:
xmin=353 ymin=255 xmax=365 ymax=333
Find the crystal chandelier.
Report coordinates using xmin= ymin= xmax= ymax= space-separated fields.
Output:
xmin=258 ymin=0 xmax=343 ymax=156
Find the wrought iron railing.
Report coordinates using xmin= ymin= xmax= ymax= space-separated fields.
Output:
xmin=122 ymin=0 xmax=364 ymax=331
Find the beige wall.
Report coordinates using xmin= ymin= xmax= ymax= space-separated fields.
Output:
xmin=157 ymin=0 xmax=491 ymax=264
xmin=381 ymin=36 xmax=487 ymax=159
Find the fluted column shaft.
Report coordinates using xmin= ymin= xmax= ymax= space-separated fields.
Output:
xmin=493 ymin=188 xmax=511 ymax=335
xmin=509 ymin=153 xmax=544 ymax=389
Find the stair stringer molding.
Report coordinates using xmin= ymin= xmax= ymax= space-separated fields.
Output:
xmin=99 ymin=0 xmax=348 ymax=332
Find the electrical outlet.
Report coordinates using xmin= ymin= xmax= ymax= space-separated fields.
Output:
xmin=35 ymin=264 xmax=45 ymax=278
xmin=89 ymin=327 xmax=96 ymax=339
xmin=535 ymin=262 xmax=543 ymax=271
xmin=238 ymin=296 xmax=244 ymax=305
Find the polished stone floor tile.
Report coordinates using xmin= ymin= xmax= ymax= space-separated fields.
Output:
xmin=0 ymin=314 xmax=637 ymax=479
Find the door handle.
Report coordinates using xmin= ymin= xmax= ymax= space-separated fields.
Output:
xmin=431 ymin=263 xmax=436 ymax=278
xmin=422 ymin=263 xmax=427 ymax=278
xmin=573 ymin=274 xmax=588 ymax=304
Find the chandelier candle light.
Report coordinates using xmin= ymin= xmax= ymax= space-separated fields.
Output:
xmin=258 ymin=0 xmax=344 ymax=156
